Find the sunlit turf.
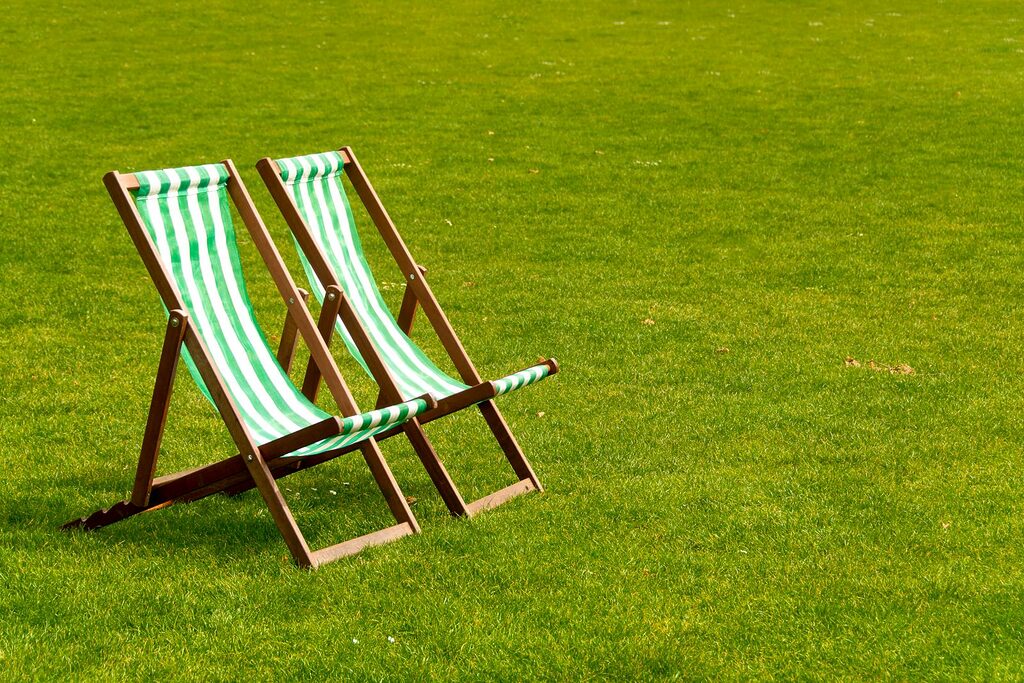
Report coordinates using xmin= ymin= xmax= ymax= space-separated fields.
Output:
xmin=2 ymin=0 xmax=1024 ymax=678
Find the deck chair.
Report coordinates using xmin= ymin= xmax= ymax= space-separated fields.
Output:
xmin=257 ymin=148 xmax=559 ymax=518
xmin=62 ymin=160 xmax=433 ymax=568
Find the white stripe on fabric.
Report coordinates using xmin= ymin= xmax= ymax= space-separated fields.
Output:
xmin=161 ymin=168 xmax=285 ymax=443
xmin=302 ymin=154 xmax=465 ymax=398
xmin=181 ymin=166 xmax=304 ymax=438
xmin=187 ymin=166 xmax=323 ymax=433
xmin=140 ymin=169 xmax=278 ymax=444
xmin=286 ymin=398 xmax=426 ymax=458
xmin=306 ymin=155 xmax=443 ymax=398
xmin=282 ymin=157 xmax=362 ymax=359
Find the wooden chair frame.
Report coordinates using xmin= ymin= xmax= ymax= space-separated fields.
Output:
xmin=62 ymin=160 xmax=431 ymax=569
xmin=257 ymin=147 xmax=558 ymax=518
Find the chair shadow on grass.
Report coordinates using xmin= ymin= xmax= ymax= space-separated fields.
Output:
xmin=31 ymin=458 xmax=413 ymax=563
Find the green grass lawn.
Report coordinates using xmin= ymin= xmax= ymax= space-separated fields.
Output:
xmin=3 ymin=0 xmax=1024 ymax=678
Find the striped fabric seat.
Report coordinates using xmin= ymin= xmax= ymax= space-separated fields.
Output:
xmin=132 ymin=164 xmax=428 ymax=457
xmin=275 ymin=151 xmax=552 ymax=401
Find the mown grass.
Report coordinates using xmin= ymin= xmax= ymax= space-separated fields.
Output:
xmin=3 ymin=0 xmax=1024 ymax=679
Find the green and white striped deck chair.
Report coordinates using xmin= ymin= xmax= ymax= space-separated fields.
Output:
xmin=258 ymin=147 xmax=559 ymax=518
xmin=64 ymin=160 xmax=431 ymax=568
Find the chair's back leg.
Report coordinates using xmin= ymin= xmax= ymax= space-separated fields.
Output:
xmin=300 ymin=283 xmax=342 ymax=401
xmin=396 ymin=265 xmax=427 ymax=335
xmin=176 ymin=314 xmax=317 ymax=568
xmin=277 ymin=288 xmax=309 ymax=373
xmin=244 ymin=447 xmax=315 ymax=566
xmin=342 ymin=149 xmax=547 ymax=499
xmin=131 ymin=310 xmax=188 ymax=506
xmin=477 ymin=400 xmax=543 ymax=492
xmin=359 ymin=439 xmax=422 ymax=532
xmin=401 ymin=420 xmax=469 ymax=517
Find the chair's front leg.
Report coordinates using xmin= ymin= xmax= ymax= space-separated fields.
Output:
xmin=396 ymin=264 xmax=427 ymax=335
xmin=276 ymin=288 xmax=309 ymax=373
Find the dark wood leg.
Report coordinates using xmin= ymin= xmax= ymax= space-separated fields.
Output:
xmin=354 ymin=388 xmax=545 ymax=517
xmin=64 ymin=443 xmax=362 ymax=531
xmin=65 ymin=433 xmax=423 ymax=568
xmin=396 ymin=265 xmax=426 ymax=335
xmin=241 ymin=447 xmax=314 ymax=567
xmin=477 ymin=399 xmax=543 ymax=492
xmin=248 ymin=438 xmax=420 ymax=569
xmin=397 ymin=285 xmax=418 ymax=334
xmin=402 ymin=419 xmax=469 ymax=517
xmin=131 ymin=310 xmax=188 ymax=507
xmin=277 ymin=288 xmax=309 ymax=373
xmin=301 ymin=287 xmax=342 ymax=401
xmin=359 ymin=439 xmax=421 ymax=532
xmin=236 ymin=438 xmax=419 ymax=568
